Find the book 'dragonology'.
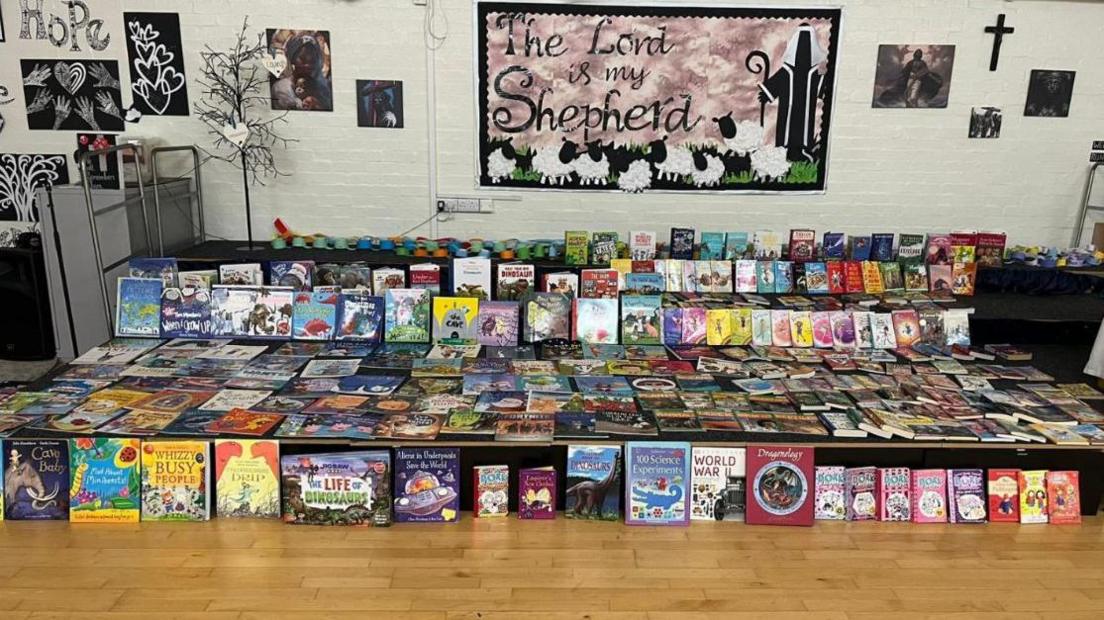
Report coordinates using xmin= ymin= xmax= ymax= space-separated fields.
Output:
xmin=745 ymin=445 xmax=814 ymax=526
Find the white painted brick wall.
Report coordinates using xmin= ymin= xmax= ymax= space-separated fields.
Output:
xmin=1 ymin=0 xmax=1102 ymax=246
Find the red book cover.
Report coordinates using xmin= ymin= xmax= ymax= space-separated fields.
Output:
xmin=788 ymin=229 xmax=816 ymax=263
xmin=745 ymin=444 xmax=814 ymax=526
xmin=975 ymin=232 xmax=1007 ymax=268
xmin=987 ymin=468 xmax=1020 ymax=522
xmin=826 ymin=261 xmax=845 ymax=295
xmin=1046 ymin=471 xmax=1081 ymax=524
xmin=580 ymin=269 xmax=619 ymax=299
xmin=843 ymin=261 xmax=864 ymax=293
xmin=631 ymin=260 xmax=655 ymax=273
xmin=926 ymin=234 xmax=952 ymax=265
xmin=204 ymin=408 xmax=285 ymax=436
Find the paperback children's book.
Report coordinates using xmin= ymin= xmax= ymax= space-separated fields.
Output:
xmin=292 ymin=291 xmax=338 ymax=340
xmin=621 ymin=295 xmax=662 ymax=345
xmin=565 ymin=445 xmax=622 ymax=520
xmin=116 ymin=277 xmax=163 ymax=337
xmin=629 ymin=230 xmax=657 ymax=260
xmin=475 ymin=301 xmax=520 ymax=346
xmin=689 ymin=446 xmax=745 ymax=522
xmin=753 ymin=230 xmax=783 ymax=260
xmin=210 ymin=286 xmax=294 ymax=338
xmin=3 ymin=440 xmax=69 ymax=520
xmin=951 ymin=262 xmax=978 ymax=296
xmin=269 ymin=260 xmax=313 ymax=290
xmin=160 ymin=288 xmax=213 ymax=339
xmin=565 ymin=231 xmax=590 ymax=265
xmin=409 ymin=263 xmax=441 ymax=293
xmin=774 ymin=261 xmax=794 ymax=293
xmin=432 ymin=296 xmax=479 ymax=342
xmin=474 ymin=465 xmax=509 ymax=517
xmin=521 ymin=292 xmax=571 ymax=342
xmin=129 ymin=257 xmax=178 ymax=287
xmin=735 ymin=260 xmax=757 ymax=293
xmin=891 ymin=309 xmax=921 ymax=348
xmin=385 ymin=289 xmax=431 ymax=343
xmin=876 ymin=467 xmax=911 ymax=521
xmin=519 ymin=466 xmax=556 ymax=519
xmin=626 ymin=441 xmax=690 ymax=525
xmin=950 ymin=232 xmax=977 ymax=263
xmin=699 ymin=232 xmax=725 ymax=260
xmin=822 ymin=232 xmax=846 ymax=260
xmin=947 ymin=469 xmax=986 ymax=524
xmin=670 ymin=228 xmax=695 ymax=260
xmin=281 ymin=451 xmax=391 ymax=526
xmin=926 ymin=235 xmax=952 ymax=265
xmin=451 ymin=258 xmax=492 ymax=299
xmin=788 ymin=229 xmax=816 ymax=262
xmin=850 ymin=236 xmax=871 ymax=261
xmin=911 ymin=469 xmax=948 ymax=523
xmin=986 ymin=468 xmax=1020 ymax=523
xmin=336 ymin=291 xmax=385 ymax=342
xmin=69 ymin=438 xmax=141 ymax=523
xmin=591 ymin=231 xmax=618 ymax=265
xmin=755 ymin=261 xmax=775 ymax=294
xmin=393 ymin=447 xmax=460 ymax=523
xmin=140 ymin=441 xmax=210 ymax=521
xmin=178 ymin=270 xmax=217 ymax=290
xmin=975 ymin=232 xmax=1007 ymax=268
xmin=745 ymin=444 xmax=814 ymax=526
xmin=372 ymin=267 xmax=406 ymax=295
xmin=624 ymin=272 xmax=664 ymax=294
xmin=1018 ymin=470 xmax=1048 ymax=523
xmin=845 ymin=466 xmax=877 ymax=521
xmin=314 ymin=263 xmax=371 ymax=290
xmin=805 ymin=262 xmax=829 ymax=294
xmin=580 ymin=269 xmax=619 ymax=299
xmin=870 ymin=233 xmax=895 ymax=261
xmin=497 ymin=263 xmax=535 ymax=301
xmin=219 ymin=263 xmax=263 ymax=285
xmin=574 ymin=298 xmax=619 ymax=344
xmin=214 ymin=439 xmax=280 ymax=518
xmin=814 ymin=465 xmax=846 ymax=520
xmin=897 ymin=234 xmax=926 ymax=264
xmin=1046 ymin=471 xmax=1080 ymax=524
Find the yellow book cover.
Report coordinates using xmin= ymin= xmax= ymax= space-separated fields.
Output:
xmin=215 ymin=439 xmax=281 ymax=518
xmin=609 ymin=258 xmax=632 ymax=290
xmin=861 ymin=261 xmax=885 ymax=294
xmin=706 ymin=309 xmax=733 ymax=345
xmin=140 ymin=441 xmax=210 ymax=521
xmin=69 ymin=438 xmax=141 ymax=523
xmin=731 ymin=308 xmax=753 ymax=346
xmin=432 ymin=296 xmax=479 ymax=342
xmin=789 ymin=311 xmax=814 ymax=347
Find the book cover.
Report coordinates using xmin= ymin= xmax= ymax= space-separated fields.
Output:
xmin=219 ymin=263 xmax=263 ymax=285
xmin=591 ymin=231 xmax=619 ymax=265
xmin=116 ymin=277 xmax=163 ymax=337
xmin=751 ymin=309 xmax=773 ymax=346
xmin=690 ymin=446 xmax=745 ymax=522
xmin=897 ymin=233 xmax=926 ymax=264
xmin=826 ymin=261 xmax=845 ymax=294
xmin=543 ymin=272 xmax=579 ymax=297
xmin=409 ymin=263 xmax=442 ymax=294
xmin=699 ymin=232 xmax=725 ymax=260
xmin=735 ymin=260 xmax=757 ymax=293
xmin=140 ymin=440 xmax=210 ymax=521
xmin=903 ymin=263 xmax=929 ymax=292
xmin=774 ymin=261 xmax=794 ymax=294
xmin=724 ymin=232 xmax=750 ymax=260
xmin=947 ymin=469 xmax=986 ymax=524
xmin=669 ymin=228 xmax=695 ymax=260
xmin=1018 ymin=470 xmax=1048 ymax=523
xmin=975 ymin=232 xmax=1006 ymax=268
xmin=518 ymin=466 xmax=556 ymax=519
xmin=314 ymin=263 xmax=371 ymax=290
xmin=745 ymin=444 xmax=814 ymax=526
xmin=214 ymin=439 xmax=280 ymax=518
xmin=860 ymin=261 xmax=884 ymax=294
xmin=788 ymin=229 xmax=816 ymax=262
xmin=281 ymin=451 xmax=391 ymax=526
xmin=521 ymin=292 xmax=571 ymax=343
xmin=178 ymin=270 xmax=217 ymax=290
xmin=626 ymin=441 xmax=690 ymax=525
xmin=160 ymin=287 xmax=213 ymax=339
xmin=269 ymin=260 xmax=314 ymax=290
xmin=3 ymin=439 xmax=69 ymax=520
xmin=1046 ymin=471 xmax=1080 ymax=524
xmin=870 ymin=233 xmax=895 ymax=262
xmin=911 ymin=469 xmax=948 ymax=523
xmin=845 ymin=466 xmax=877 ymax=521
xmin=951 ymin=262 xmax=978 ymax=296
xmin=987 ymin=468 xmax=1020 ymax=523
xmin=371 ymin=267 xmax=406 ymax=296
xmin=336 ymin=291 xmax=385 ymax=342
xmin=850 ymin=236 xmax=871 ymax=261
xmin=129 ymin=257 xmax=178 ymax=287
xmin=789 ymin=311 xmax=814 ymax=348
xmin=822 ymin=232 xmax=846 ymax=260
xmin=565 ymin=445 xmax=622 ymax=520
xmin=621 ymin=295 xmax=662 ymax=345
xmin=950 ymin=232 xmax=977 ymax=263
xmin=204 ymin=409 xmax=284 ymax=436
xmin=753 ymin=230 xmax=783 ymax=260
xmin=393 ymin=447 xmax=460 ymax=523
xmin=843 ymin=261 xmax=864 ymax=293
xmin=574 ymin=298 xmax=619 ymax=344
xmin=476 ymin=301 xmax=520 ymax=346
xmin=564 ymin=230 xmax=590 ymax=265
xmin=580 ymin=269 xmax=619 ymax=299
xmin=432 ymin=296 xmax=479 ymax=342
xmin=629 ymin=230 xmax=657 ymax=260
xmin=876 ymin=467 xmax=911 ymax=522
xmin=929 ymin=264 xmax=953 ymax=292
xmin=770 ymin=310 xmax=793 ymax=347
xmin=926 ymin=234 xmax=952 ymax=265
xmin=880 ymin=262 xmax=903 ymax=291
xmin=814 ymin=465 xmax=846 ymax=520
xmin=891 ymin=309 xmax=922 ymax=348
xmin=497 ymin=263 xmax=536 ymax=301
xmin=811 ymin=311 xmax=834 ymax=348
xmin=805 ymin=262 xmax=829 ymax=294
xmin=69 ymin=438 xmax=141 ymax=523
xmin=754 ymin=260 xmax=775 ymax=294
xmin=292 ymin=291 xmax=338 ymax=340
xmin=451 ymin=258 xmax=492 ymax=299
xmin=624 ymin=272 xmax=664 ymax=295
xmin=210 ymin=285 xmax=294 ymax=339
xmin=474 ymin=465 xmax=509 ymax=517
xmin=385 ymin=289 xmax=431 ymax=343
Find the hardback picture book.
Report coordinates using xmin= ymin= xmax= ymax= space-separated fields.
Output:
xmin=670 ymin=228 xmax=696 ymax=260
xmin=336 ymin=291 xmax=385 ymax=342
xmin=292 ymin=291 xmax=338 ymax=340
xmin=140 ymin=440 xmax=210 ymax=521
xmin=624 ymin=272 xmax=664 ymax=295
xmin=689 ymin=446 xmax=745 ymax=522
xmin=1046 ymin=470 xmax=1080 ymax=524
xmin=314 ymin=263 xmax=371 ymax=290
xmin=269 ymin=260 xmax=314 ymax=290
xmin=496 ymin=263 xmax=535 ymax=302
xmin=474 ymin=464 xmax=509 ymax=518
xmin=214 ymin=439 xmax=280 ymax=518
xmin=178 ymin=270 xmax=217 ymax=290
xmin=518 ymin=466 xmax=556 ymax=519
xmin=218 ymin=263 xmax=263 ymax=285
xmin=1018 ymin=470 xmax=1048 ymax=524
xmin=3 ymin=439 xmax=69 ymax=520
xmin=629 ymin=230 xmax=657 ymax=260
xmin=210 ymin=286 xmax=295 ymax=338
xmin=129 ymin=257 xmax=178 ymax=287
xmin=845 ymin=466 xmax=877 ymax=521
xmin=522 ymin=292 xmax=571 ymax=343
xmin=565 ymin=230 xmax=590 ymax=265
xmin=160 ymin=288 xmax=213 ymax=339
xmin=543 ymin=271 xmax=579 ymax=296
xmin=281 ymin=451 xmax=391 ymax=526
xmin=621 ymin=295 xmax=662 ymax=345
xmin=475 ymin=301 xmax=520 ymax=346
xmin=69 ymin=438 xmax=141 ymax=523
xmin=987 ymin=468 xmax=1020 ymax=523
xmin=876 ymin=467 xmax=911 ymax=522
xmin=580 ymin=268 xmax=619 ymax=299
xmin=116 ymin=277 xmax=163 ymax=337
xmin=814 ymin=465 xmax=846 ymax=520
xmin=745 ymin=444 xmax=814 ymax=526
xmin=565 ymin=445 xmax=622 ymax=520
xmin=911 ymin=469 xmax=948 ymax=523
xmin=626 ymin=441 xmax=690 ymax=525
xmin=393 ymin=447 xmax=460 ymax=523
xmin=947 ymin=468 xmax=986 ymax=524
xmin=385 ymin=289 xmax=431 ymax=343
xmin=432 ymin=296 xmax=480 ymax=342
xmin=451 ymin=257 xmax=492 ymax=299
xmin=574 ymin=298 xmax=618 ymax=344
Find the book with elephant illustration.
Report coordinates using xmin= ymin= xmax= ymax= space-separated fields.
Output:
xmin=564 ymin=444 xmax=621 ymax=521
xmin=3 ymin=439 xmax=70 ymax=521
xmin=625 ymin=441 xmax=690 ymax=526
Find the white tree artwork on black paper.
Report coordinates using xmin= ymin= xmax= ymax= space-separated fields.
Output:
xmin=124 ymin=12 xmax=190 ymax=116
xmin=193 ymin=17 xmax=295 ymax=249
xmin=0 ymin=153 xmax=70 ymax=245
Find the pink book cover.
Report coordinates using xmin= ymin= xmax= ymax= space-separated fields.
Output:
xmin=681 ymin=308 xmax=707 ymax=345
xmin=845 ymin=466 xmax=877 ymax=521
xmin=876 ymin=467 xmax=911 ymax=521
xmin=770 ymin=310 xmax=792 ymax=347
xmin=911 ymin=469 xmax=948 ymax=523
xmin=811 ymin=311 xmax=834 ymax=348
xmin=518 ymin=467 xmax=556 ymax=519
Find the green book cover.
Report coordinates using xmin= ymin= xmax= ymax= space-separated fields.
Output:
xmin=565 ymin=231 xmax=590 ymax=266
xmin=897 ymin=234 xmax=926 ymax=264
xmin=699 ymin=232 xmax=725 ymax=260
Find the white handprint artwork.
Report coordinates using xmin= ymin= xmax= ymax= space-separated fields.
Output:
xmin=127 ymin=18 xmax=187 ymax=115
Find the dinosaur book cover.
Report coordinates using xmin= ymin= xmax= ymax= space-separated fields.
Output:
xmin=69 ymin=438 xmax=142 ymax=523
xmin=214 ymin=439 xmax=280 ymax=519
xmin=745 ymin=444 xmax=814 ymax=526
xmin=3 ymin=440 xmax=70 ymax=520
xmin=393 ymin=447 xmax=460 ymax=523
xmin=281 ymin=451 xmax=392 ymax=526
xmin=140 ymin=441 xmax=210 ymax=521
xmin=625 ymin=441 xmax=690 ymax=526
xmin=565 ymin=444 xmax=621 ymax=521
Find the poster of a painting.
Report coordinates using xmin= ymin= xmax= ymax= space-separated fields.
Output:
xmin=357 ymin=80 xmax=403 ymax=128
xmin=476 ymin=3 xmax=842 ymax=193
xmin=267 ymin=30 xmax=333 ymax=111
xmin=968 ymin=107 xmax=1000 ymax=139
xmin=872 ymin=45 xmax=955 ymax=109
xmin=1024 ymin=70 xmax=1074 ymax=117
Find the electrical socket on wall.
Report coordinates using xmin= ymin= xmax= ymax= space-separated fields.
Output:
xmin=436 ymin=197 xmax=493 ymax=213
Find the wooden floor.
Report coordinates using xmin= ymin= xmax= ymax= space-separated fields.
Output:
xmin=1 ymin=516 xmax=1103 ymax=619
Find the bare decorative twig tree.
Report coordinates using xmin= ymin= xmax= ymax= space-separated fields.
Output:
xmin=193 ymin=17 xmax=295 ymax=249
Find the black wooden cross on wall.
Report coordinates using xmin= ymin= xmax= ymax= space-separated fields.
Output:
xmin=985 ymin=14 xmax=1015 ymax=71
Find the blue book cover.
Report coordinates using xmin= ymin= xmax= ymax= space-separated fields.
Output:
xmin=662 ymin=308 xmax=683 ymax=346
xmin=756 ymin=261 xmax=776 ymax=294
xmin=822 ymin=232 xmax=846 ymax=260
xmin=385 ymin=289 xmax=431 ymax=343
xmin=850 ymin=236 xmax=872 ymax=261
xmin=870 ymin=233 xmax=895 ymax=262
xmin=270 ymin=260 xmax=314 ymax=290
xmin=129 ymin=257 xmax=178 ymax=287
xmin=115 ymin=277 xmax=163 ymax=337
xmin=624 ymin=272 xmax=664 ymax=294
xmin=3 ymin=439 xmax=69 ymax=520
xmin=620 ymin=295 xmax=662 ymax=345
xmin=393 ymin=447 xmax=460 ymax=523
xmin=332 ymin=374 xmax=404 ymax=396
xmin=293 ymin=291 xmax=338 ymax=340
xmin=565 ymin=444 xmax=621 ymax=520
xmin=336 ymin=291 xmax=385 ymax=343
xmin=724 ymin=232 xmax=750 ymax=260
xmin=699 ymin=232 xmax=725 ymax=260
xmin=625 ymin=441 xmax=691 ymax=526
xmin=669 ymin=228 xmax=695 ymax=260
xmin=773 ymin=261 xmax=794 ymax=294
xmin=573 ymin=375 xmax=633 ymax=396
xmin=804 ymin=262 xmax=829 ymax=294
xmin=160 ymin=287 xmax=212 ymax=339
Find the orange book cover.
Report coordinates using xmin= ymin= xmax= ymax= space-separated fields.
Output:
xmin=205 ymin=409 xmax=284 ymax=436
xmin=1046 ymin=471 xmax=1081 ymax=524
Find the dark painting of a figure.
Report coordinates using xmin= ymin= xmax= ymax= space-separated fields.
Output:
xmin=357 ymin=80 xmax=403 ymax=128
xmin=1024 ymin=70 xmax=1075 ymax=117
xmin=872 ymin=45 xmax=956 ymax=109
xmin=267 ymin=29 xmax=333 ymax=112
